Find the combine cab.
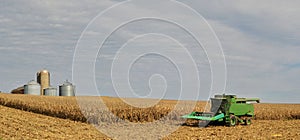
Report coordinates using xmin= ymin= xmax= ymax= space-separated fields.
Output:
xmin=182 ymin=94 xmax=260 ymax=126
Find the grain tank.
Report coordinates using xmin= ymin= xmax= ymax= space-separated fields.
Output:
xmin=24 ymin=80 xmax=41 ymax=95
xmin=44 ymin=86 xmax=57 ymax=96
xmin=37 ymin=69 xmax=50 ymax=95
xmin=59 ymin=80 xmax=75 ymax=96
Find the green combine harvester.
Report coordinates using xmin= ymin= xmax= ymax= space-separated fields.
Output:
xmin=182 ymin=94 xmax=260 ymax=127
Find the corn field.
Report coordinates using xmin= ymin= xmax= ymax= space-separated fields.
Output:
xmin=0 ymin=93 xmax=299 ymax=124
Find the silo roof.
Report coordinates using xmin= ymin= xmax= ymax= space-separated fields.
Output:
xmin=46 ymin=86 xmax=57 ymax=89
xmin=38 ymin=69 xmax=49 ymax=73
xmin=62 ymin=80 xmax=73 ymax=86
xmin=27 ymin=80 xmax=40 ymax=85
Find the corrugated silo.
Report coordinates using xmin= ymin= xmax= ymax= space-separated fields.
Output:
xmin=59 ymin=80 xmax=75 ymax=96
xmin=44 ymin=87 xmax=57 ymax=96
xmin=37 ymin=69 xmax=50 ymax=95
xmin=24 ymin=80 xmax=41 ymax=95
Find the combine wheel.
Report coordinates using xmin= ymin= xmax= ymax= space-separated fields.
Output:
xmin=227 ymin=115 xmax=236 ymax=126
xmin=244 ymin=118 xmax=251 ymax=125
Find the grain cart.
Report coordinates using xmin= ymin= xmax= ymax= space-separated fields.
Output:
xmin=182 ymin=94 xmax=260 ymax=126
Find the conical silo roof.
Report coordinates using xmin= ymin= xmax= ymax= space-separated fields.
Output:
xmin=27 ymin=80 xmax=40 ymax=85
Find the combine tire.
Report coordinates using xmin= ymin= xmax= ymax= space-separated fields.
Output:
xmin=226 ymin=115 xmax=236 ymax=126
xmin=230 ymin=117 xmax=236 ymax=126
xmin=244 ymin=118 xmax=251 ymax=125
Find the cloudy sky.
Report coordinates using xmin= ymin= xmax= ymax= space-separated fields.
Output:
xmin=0 ymin=0 xmax=299 ymax=103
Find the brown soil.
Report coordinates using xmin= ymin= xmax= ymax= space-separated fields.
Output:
xmin=0 ymin=93 xmax=300 ymax=139
xmin=1 ymin=105 xmax=299 ymax=139
xmin=0 ymin=105 xmax=109 ymax=140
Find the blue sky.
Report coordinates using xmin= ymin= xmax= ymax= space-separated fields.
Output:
xmin=0 ymin=0 xmax=299 ymax=103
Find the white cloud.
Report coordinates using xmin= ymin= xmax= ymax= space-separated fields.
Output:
xmin=0 ymin=0 xmax=299 ymax=102
xmin=206 ymin=17 xmax=300 ymax=103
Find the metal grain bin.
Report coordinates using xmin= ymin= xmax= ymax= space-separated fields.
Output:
xmin=24 ymin=80 xmax=41 ymax=95
xmin=44 ymin=87 xmax=57 ymax=96
xmin=59 ymin=80 xmax=75 ymax=96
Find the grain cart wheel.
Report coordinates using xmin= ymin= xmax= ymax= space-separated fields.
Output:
xmin=229 ymin=115 xmax=237 ymax=126
xmin=244 ymin=118 xmax=251 ymax=125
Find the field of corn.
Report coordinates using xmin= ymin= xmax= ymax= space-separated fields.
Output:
xmin=0 ymin=93 xmax=300 ymax=139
